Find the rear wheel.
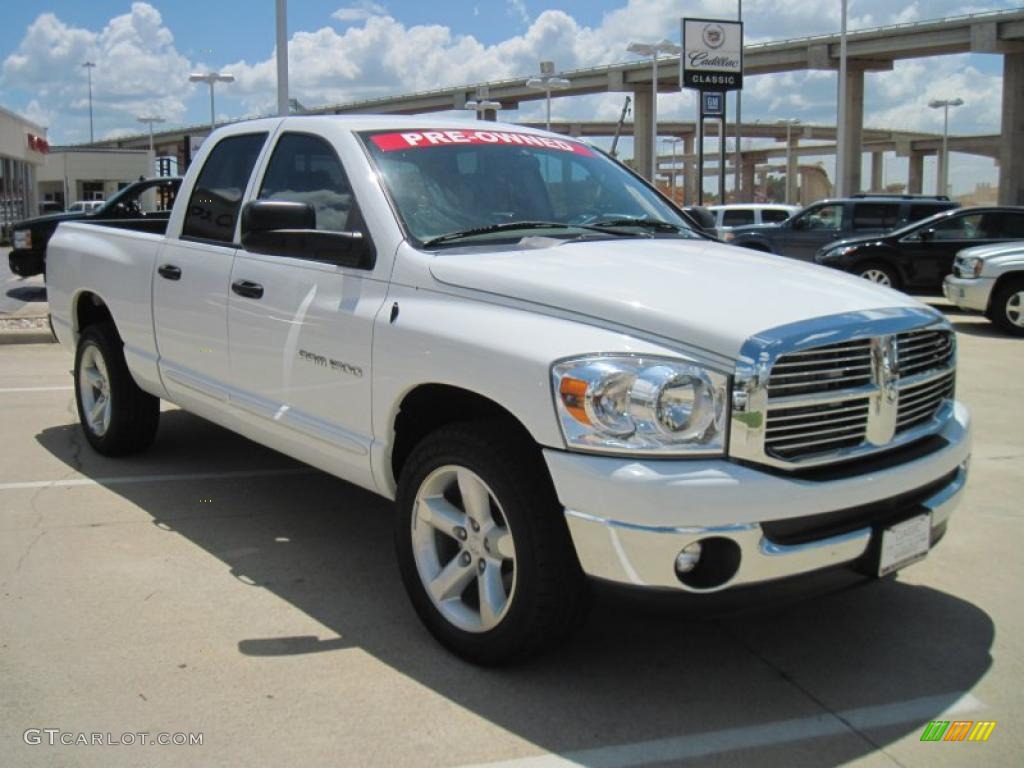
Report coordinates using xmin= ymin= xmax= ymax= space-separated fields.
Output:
xmin=74 ymin=322 xmax=160 ymax=455
xmin=856 ymin=262 xmax=899 ymax=289
xmin=989 ymin=279 xmax=1024 ymax=337
xmin=395 ymin=423 xmax=588 ymax=665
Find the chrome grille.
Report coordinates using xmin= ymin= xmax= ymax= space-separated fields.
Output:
xmin=731 ymin=309 xmax=957 ymax=470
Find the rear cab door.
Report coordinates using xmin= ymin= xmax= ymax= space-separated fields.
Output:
xmin=153 ymin=126 xmax=272 ymax=409
xmin=225 ymin=123 xmax=390 ymax=485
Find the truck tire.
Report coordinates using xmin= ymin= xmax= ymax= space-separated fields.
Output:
xmin=395 ymin=422 xmax=588 ymax=665
xmin=989 ymin=279 xmax=1024 ymax=337
xmin=855 ymin=262 xmax=899 ymax=289
xmin=74 ymin=321 xmax=160 ymax=455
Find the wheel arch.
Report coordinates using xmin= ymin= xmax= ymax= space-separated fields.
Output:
xmin=389 ymin=383 xmax=551 ymax=491
xmin=72 ymin=290 xmax=116 ymax=339
xmin=987 ymin=270 xmax=1024 ymax=314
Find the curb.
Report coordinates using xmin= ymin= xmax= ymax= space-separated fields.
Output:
xmin=0 ymin=328 xmax=57 ymax=345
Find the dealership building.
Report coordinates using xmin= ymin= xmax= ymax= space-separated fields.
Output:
xmin=36 ymin=147 xmax=152 ymax=209
xmin=0 ymin=104 xmax=48 ymax=230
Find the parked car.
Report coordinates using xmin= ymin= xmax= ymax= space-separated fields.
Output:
xmin=815 ymin=206 xmax=1024 ymax=292
xmin=708 ymin=203 xmax=799 ymax=238
xmin=943 ymin=240 xmax=1024 ymax=336
xmin=727 ymin=194 xmax=958 ymax=259
xmin=46 ymin=116 xmax=970 ymax=664
xmin=66 ymin=200 xmax=105 ymax=214
xmin=9 ymin=178 xmax=181 ymax=278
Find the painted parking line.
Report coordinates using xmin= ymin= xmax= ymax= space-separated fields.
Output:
xmin=0 ymin=467 xmax=315 ymax=492
xmin=457 ymin=692 xmax=984 ymax=768
xmin=0 ymin=386 xmax=73 ymax=393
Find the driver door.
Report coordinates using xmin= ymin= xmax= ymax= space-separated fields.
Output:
xmin=783 ymin=203 xmax=845 ymax=260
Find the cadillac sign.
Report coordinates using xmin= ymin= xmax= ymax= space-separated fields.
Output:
xmin=681 ymin=18 xmax=743 ymax=91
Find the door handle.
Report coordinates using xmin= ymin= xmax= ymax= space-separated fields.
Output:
xmin=158 ymin=264 xmax=182 ymax=281
xmin=231 ymin=280 xmax=264 ymax=299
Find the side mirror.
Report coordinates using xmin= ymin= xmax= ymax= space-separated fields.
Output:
xmin=240 ymin=200 xmax=373 ymax=269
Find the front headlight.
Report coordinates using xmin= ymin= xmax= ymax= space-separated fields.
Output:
xmin=552 ymin=355 xmax=729 ymax=456
xmin=821 ymin=244 xmax=857 ymax=261
xmin=13 ymin=229 xmax=31 ymax=250
xmin=954 ymin=256 xmax=983 ymax=278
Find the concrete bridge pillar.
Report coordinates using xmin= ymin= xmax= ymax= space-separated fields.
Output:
xmin=839 ymin=68 xmax=865 ymax=195
xmin=1000 ymin=52 xmax=1024 ymax=205
xmin=683 ymin=135 xmax=696 ymax=203
xmin=632 ymin=89 xmax=653 ymax=181
xmin=786 ymin=134 xmax=800 ymax=205
xmin=908 ymin=151 xmax=925 ymax=194
xmin=741 ymin=155 xmax=756 ymax=203
xmin=870 ymin=152 xmax=884 ymax=192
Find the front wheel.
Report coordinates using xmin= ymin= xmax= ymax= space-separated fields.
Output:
xmin=856 ymin=262 xmax=899 ymax=289
xmin=989 ymin=279 xmax=1024 ymax=337
xmin=74 ymin=322 xmax=160 ymax=455
xmin=395 ymin=423 xmax=588 ymax=665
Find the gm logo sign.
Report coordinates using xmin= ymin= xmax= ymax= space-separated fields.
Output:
xmin=920 ymin=720 xmax=997 ymax=742
xmin=701 ymin=92 xmax=724 ymax=117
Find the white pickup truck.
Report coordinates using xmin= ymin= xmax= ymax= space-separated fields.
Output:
xmin=48 ymin=116 xmax=971 ymax=664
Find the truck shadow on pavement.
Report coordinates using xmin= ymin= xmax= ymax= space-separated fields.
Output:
xmin=36 ymin=411 xmax=994 ymax=766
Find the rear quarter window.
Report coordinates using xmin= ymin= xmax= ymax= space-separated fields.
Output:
xmin=852 ymin=203 xmax=900 ymax=229
xmin=761 ymin=209 xmax=791 ymax=224
xmin=182 ymin=133 xmax=267 ymax=244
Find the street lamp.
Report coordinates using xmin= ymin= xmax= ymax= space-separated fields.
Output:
xmin=627 ymin=39 xmax=682 ymax=181
xmin=661 ymin=137 xmax=683 ymax=199
xmin=464 ymin=86 xmax=502 ymax=121
xmin=525 ymin=61 xmax=571 ymax=131
xmin=928 ymin=97 xmax=964 ymax=196
xmin=835 ymin=0 xmax=849 ymax=197
xmin=777 ymin=118 xmax=801 ymax=204
xmin=82 ymin=61 xmax=96 ymax=143
xmin=189 ymin=71 xmax=235 ymax=133
xmin=137 ymin=116 xmax=165 ymax=154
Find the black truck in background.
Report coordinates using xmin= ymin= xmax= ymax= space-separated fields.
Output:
xmin=8 ymin=177 xmax=181 ymax=278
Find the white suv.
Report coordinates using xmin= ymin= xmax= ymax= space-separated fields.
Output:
xmin=707 ymin=204 xmax=799 ymax=239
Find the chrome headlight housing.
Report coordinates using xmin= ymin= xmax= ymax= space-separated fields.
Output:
xmin=954 ymin=256 xmax=984 ymax=278
xmin=552 ymin=355 xmax=729 ymax=456
xmin=821 ymin=244 xmax=857 ymax=261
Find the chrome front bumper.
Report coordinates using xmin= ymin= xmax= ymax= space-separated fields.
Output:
xmin=562 ymin=464 xmax=966 ymax=592
xmin=546 ymin=403 xmax=971 ymax=593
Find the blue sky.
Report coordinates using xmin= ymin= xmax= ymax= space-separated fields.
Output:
xmin=0 ymin=1 xmax=1016 ymax=193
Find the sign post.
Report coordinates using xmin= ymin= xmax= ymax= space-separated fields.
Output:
xmin=682 ymin=18 xmax=743 ymax=205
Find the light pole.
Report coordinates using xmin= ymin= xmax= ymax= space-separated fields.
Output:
xmin=835 ymin=0 xmax=849 ymax=197
xmin=662 ymin=137 xmax=683 ymax=200
xmin=627 ymin=40 xmax=682 ymax=181
xmin=82 ymin=61 xmax=96 ymax=143
xmin=275 ymin=0 xmax=289 ymax=116
xmin=525 ymin=61 xmax=571 ymax=131
xmin=464 ymin=86 xmax=502 ymax=121
xmin=777 ymin=118 xmax=801 ymax=204
xmin=734 ymin=0 xmax=743 ymax=199
xmin=137 ymin=116 xmax=165 ymax=153
xmin=189 ymin=71 xmax=235 ymax=133
xmin=929 ymin=97 xmax=963 ymax=196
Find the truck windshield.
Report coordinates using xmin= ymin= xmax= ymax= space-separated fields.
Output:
xmin=359 ymin=129 xmax=698 ymax=247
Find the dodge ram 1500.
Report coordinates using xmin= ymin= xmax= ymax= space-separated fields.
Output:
xmin=46 ymin=116 xmax=972 ymax=664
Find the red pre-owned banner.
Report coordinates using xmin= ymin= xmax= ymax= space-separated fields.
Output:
xmin=370 ymin=130 xmax=593 ymax=156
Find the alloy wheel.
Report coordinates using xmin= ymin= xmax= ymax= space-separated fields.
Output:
xmin=860 ymin=268 xmax=892 ymax=286
xmin=78 ymin=345 xmax=112 ymax=436
xmin=1006 ymin=290 xmax=1024 ymax=328
xmin=411 ymin=465 xmax=517 ymax=633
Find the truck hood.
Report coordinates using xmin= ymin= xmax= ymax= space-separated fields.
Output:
xmin=429 ymin=238 xmax=918 ymax=360
xmin=13 ymin=211 xmax=91 ymax=230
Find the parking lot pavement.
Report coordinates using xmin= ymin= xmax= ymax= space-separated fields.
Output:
xmin=1 ymin=303 xmax=1021 ymax=768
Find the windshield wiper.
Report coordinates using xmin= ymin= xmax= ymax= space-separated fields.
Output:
xmin=585 ymin=216 xmax=687 ymax=233
xmin=422 ymin=220 xmax=647 ymax=247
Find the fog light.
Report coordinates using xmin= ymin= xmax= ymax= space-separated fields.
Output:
xmin=675 ymin=542 xmax=702 ymax=574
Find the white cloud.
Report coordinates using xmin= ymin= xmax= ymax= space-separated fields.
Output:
xmin=1 ymin=3 xmax=193 ymax=142
xmin=331 ymin=1 xmax=389 ymax=24
xmin=508 ymin=0 xmax=530 ymax=26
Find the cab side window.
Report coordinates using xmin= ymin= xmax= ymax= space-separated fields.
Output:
xmin=182 ymin=133 xmax=267 ymax=244
xmin=852 ymin=203 xmax=899 ymax=230
xmin=802 ymin=204 xmax=843 ymax=230
xmin=258 ymin=133 xmax=362 ymax=233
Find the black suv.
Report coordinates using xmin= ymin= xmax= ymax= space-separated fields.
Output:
xmin=726 ymin=194 xmax=959 ymax=260
xmin=815 ymin=206 xmax=1024 ymax=292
